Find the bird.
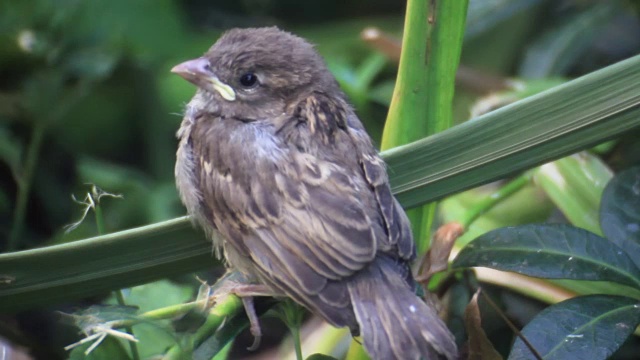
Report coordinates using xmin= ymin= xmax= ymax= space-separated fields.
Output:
xmin=171 ymin=26 xmax=457 ymax=360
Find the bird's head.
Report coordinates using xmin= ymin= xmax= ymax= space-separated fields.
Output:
xmin=172 ymin=27 xmax=340 ymax=119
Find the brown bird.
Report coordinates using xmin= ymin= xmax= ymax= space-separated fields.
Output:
xmin=172 ymin=27 xmax=457 ymax=360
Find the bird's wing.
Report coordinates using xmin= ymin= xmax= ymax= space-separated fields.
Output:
xmin=346 ymin=115 xmax=415 ymax=261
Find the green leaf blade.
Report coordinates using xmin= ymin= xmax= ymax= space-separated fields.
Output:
xmin=452 ymin=224 xmax=640 ymax=288
xmin=0 ymin=216 xmax=215 ymax=313
xmin=386 ymin=54 xmax=640 ymax=209
xmin=508 ymin=295 xmax=640 ymax=360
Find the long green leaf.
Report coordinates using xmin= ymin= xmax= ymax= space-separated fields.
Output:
xmin=1 ymin=55 xmax=640 ymax=312
xmin=0 ymin=217 xmax=215 ymax=312
xmin=388 ymin=54 xmax=640 ymax=209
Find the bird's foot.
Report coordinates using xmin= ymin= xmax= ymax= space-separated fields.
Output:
xmin=206 ymin=273 xmax=282 ymax=351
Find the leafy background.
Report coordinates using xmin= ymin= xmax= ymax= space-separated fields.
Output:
xmin=1 ymin=0 xmax=640 ymax=359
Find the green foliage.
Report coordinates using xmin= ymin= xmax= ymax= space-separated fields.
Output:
xmin=455 ymin=167 xmax=640 ymax=359
xmin=2 ymin=0 xmax=640 ymax=359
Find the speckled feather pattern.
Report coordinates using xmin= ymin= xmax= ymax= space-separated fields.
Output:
xmin=174 ymin=27 xmax=457 ymax=360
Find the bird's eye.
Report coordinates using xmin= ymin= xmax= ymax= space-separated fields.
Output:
xmin=239 ymin=73 xmax=259 ymax=88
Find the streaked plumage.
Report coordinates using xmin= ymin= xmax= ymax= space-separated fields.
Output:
xmin=173 ymin=27 xmax=457 ymax=360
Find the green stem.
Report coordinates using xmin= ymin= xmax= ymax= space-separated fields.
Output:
xmin=381 ymin=0 xmax=468 ymax=254
xmin=94 ymin=204 xmax=106 ymax=236
xmin=114 ymin=290 xmax=140 ymax=360
xmin=95 ymin=203 xmax=140 ymax=360
xmin=416 ymin=202 xmax=437 ymax=255
xmin=291 ymin=322 xmax=303 ymax=360
xmin=163 ymin=295 xmax=244 ymax=360
xmin=8 ymin=123 xmax=47 ymax=251
xmin=460 ymin=174 xmax=531 ymax=228
xmin=111 ymin=298 xmax=221 ymax=329
xmin=382 ymin=0 xmax=468 ymax=147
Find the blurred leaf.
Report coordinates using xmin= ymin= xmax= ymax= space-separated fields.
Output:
xmin=508 ymin=295 xmax=640 ymax=360
xmin=519 ymin=3 xmax=615 ymax=78
xmin=469 ymin=78 xmax=566 ymax=118
xmin=533 ymin=152 xmax=613 ymax=235
xmin=453 ymin=224 xmax=640 ymax=288
xmin=105 ymin=281 xmax=193 ymax=359
xmin=77 ymin=157 xmax=150 ymax=191
xmin=464 ymin=291 xmax=503 ymax=360
xmin=441 ymin=182 xmax=554 ymax=248
xmin=70 ymin=304 xmax=140 ymax=326
xmin=600 ymin=166 xmax=640 ymax=268
xmin=367 ymin=80 xmax=394 ymax=106
xmin=465 ymin=0 xmax=545 ymax=40
xmin=0 ymin=125 xmax=23 ymax=178
xmin=327 ymin=53 xmax=387 ymax=110
xmin=64 ymin=47 xmax=119 ymax=81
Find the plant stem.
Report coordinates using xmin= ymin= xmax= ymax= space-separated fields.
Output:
xmin=114 ymin=290 xmax=140 ymax=360
xmin=95 ymin=203 xmax=140 ymax=360
xmin=291 ymin=321 xmax=303 ymax=360
xmin=163 ymin=295 xmax=244 ymax=360
xmin=381 ymin=0 xmax=468 ymax=254
xmin=94 ymin=204 xmax=106 ymax=235
xmin=111 ymin=298 xmax=219 ymax=328
xmin=7 ymin=123 xmax=46 ymax=251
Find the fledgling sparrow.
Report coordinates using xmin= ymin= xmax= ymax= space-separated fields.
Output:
xmin=172 ymin=27 xmax=457 ymax=360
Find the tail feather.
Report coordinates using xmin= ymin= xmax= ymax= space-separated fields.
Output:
xmin=348 ymin=258 xmax=458 ymax=360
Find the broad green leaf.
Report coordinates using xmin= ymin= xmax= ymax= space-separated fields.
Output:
xmin=600 ymin=167 xmax=640 ymax=269
xmin=452 ymin=224 xmax=640 ymax=288
xmin=508 ymin=295 xmax=640 ymax=360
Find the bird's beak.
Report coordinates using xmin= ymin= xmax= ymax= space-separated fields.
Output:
xmin=171 ymin=58 xmax=236 ymax=101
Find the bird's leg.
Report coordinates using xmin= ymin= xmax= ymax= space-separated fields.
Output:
xmin=231 ymin=284 xmax=269 ymax=350
xmin=215 ymin=279 xmax=283 ymax=351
